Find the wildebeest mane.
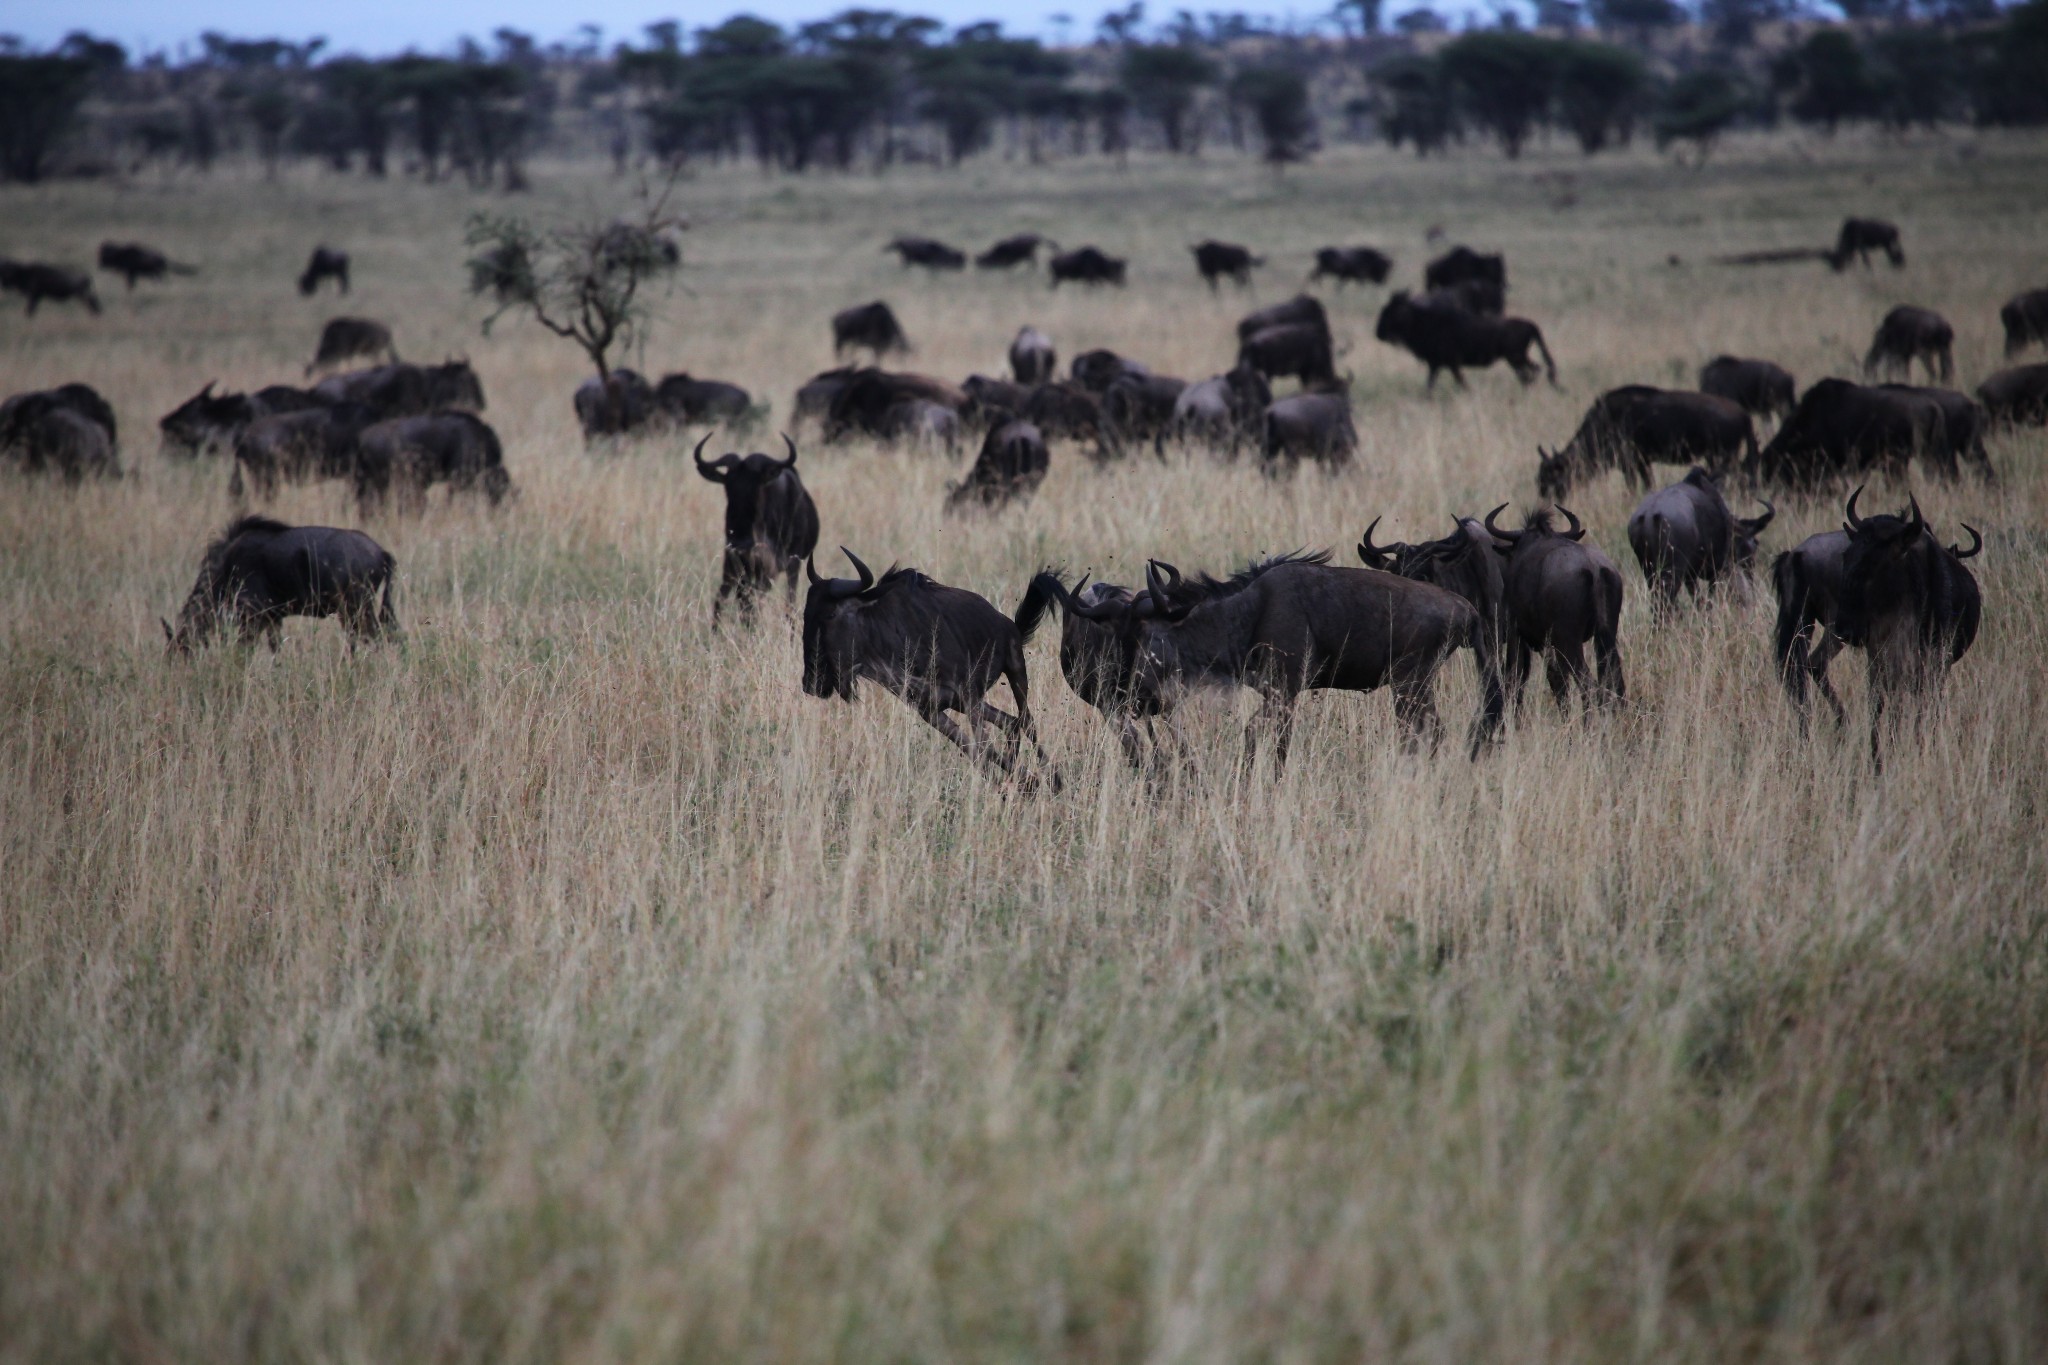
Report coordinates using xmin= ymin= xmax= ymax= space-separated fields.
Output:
xmin=1170 ymin=548 xmax=1333 ymax=607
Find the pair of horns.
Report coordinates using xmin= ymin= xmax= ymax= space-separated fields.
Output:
xmin=694 ymin=431 xmax=797 ymax=474
xmin=1844 ymin=484 xmax=1923 ymax=536
xmin=806 ymin=546 xmax=874 ymax=599
xmin=1483 ymin=502 xmax=1583 ymax=542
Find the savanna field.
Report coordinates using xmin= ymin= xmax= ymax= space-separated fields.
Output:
xmin=4 ymin=130 xmax=2048 ymax=1361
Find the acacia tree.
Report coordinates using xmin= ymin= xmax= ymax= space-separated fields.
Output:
xmin=1120 ymin=44 xmax=1219 ymax=152
xmin=1440 ymin=31 xmax=1556 ymax=157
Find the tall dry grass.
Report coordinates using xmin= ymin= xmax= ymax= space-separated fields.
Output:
xmin=3 ymin=129 xmax=2047 ymax=1363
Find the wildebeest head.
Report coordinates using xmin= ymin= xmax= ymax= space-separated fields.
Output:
xmin=1358 ymin=515 xmax=1463 ymax=578
xmin=1484 ymin=501 xmax=1585 ymax=550
xmin=427 ymin=359 xmax=486 ymax=411
xmin=802 ymin=547 xmax=884 ymax=699
xmin=1534 ymin=445 xmax=1576 ymax=502
xmin=696 ymin=431 xmax=799 ymax=549
xmin=1836 ymin=487 xmax=1978 ymax=654
xmin=159 ymin=381 xmax=251 ymax=453
xmin=1374 ymin=291 xmax=1417 ymax=344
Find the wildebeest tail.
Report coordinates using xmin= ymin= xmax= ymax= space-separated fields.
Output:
xmin=1013 ymin=568 xmax=1066 ymax=642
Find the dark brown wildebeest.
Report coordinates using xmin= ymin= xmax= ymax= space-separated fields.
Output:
xmin=1190 ymin=240 xmax=1262 ymax=291
xmin=1877 ymin=384 xmax=1993 ymax=482
xmin=792 ymin=367 xmax=859 ymax=429
xmin=298 ymin=246 xmax=350 ymax=296
xmin=1424 ymin=246 xmax=1507 ymax=303
xmin=1239 ymin=323 xmax=1338 ymax=388
xmin=307 ymin=317 xmax=398 ymax=375
xmin=694 ymin=433 xmax=820 ymax=623
xmin=1976 ymin=362 xmax=2048 ymax=427
xmin=1538 ymin=386 xmax=1758 ymax=498
xmin=2000 ymin=288 xmax=2048 ymax=357
xmin=574 ymin=368 xmax=657 ymax=440
xmin=1420 ymin=279 xmax=1506 ymax=317
xmin=97 ymin=241 xmax=195 ymax=289
xmin=1865 ymin=305 xmax=1954 ymax=383
xmin=1376 ymin=291 xmax=1555 ymax=391
xmin=1625 ymin=468 xmax=1774 ymax=609
xmin=1358 ymin=515 xmax=1512 ymax=753
xmin=315 ymin=360 xmax=485 ymax=419
xmin=3 ymin=382 xmax=117 ymax=454
xmin=1016 ymin=571 xmax=1172 ymax=768
xmin=229 ymin=403 xmax=377 ymax=501
xmin=1263 ymin=389 xmax=1357 ymax=471
xmin=1483 ymin=504 xmax=1626 ymax=713
xmin=1048 ymin=246 xmax=1126 ymax=288
xmin=1827 ymin=218 xmax=1904 ymax=271
xmin=1750 ymin=378 xmax=1951 ymax=489
xmin=885 ymin=235 xmax=967 ymax=271
xmin=1100 ymin=373 xmax=1188 ymax=460
xmin=0 ymin=388 xmax=120 ymax=482
xmin=656 ymin=373 xmax=754 ymax=428
xmin=1169 ymin=366 xmax=1272 ymax=456
xmin=1237 ymin=294 xmax=1330 ymax=347
xmin=832 ymin=300 xmax=911 ymax=359
xmin=975 ymin=233 xmax=1054 ymax=270
xmin=163 ymin=516 xmax=397 ymax=654
xmin=1310 ymin=247 xmax=1392 ymax=287
xmin=159 ymin=382 xmax=325 ymax=457
xmin=948 ymin=419 xmax=1050 ymax=510
xmin=961 ymin=375 xmax=1032 ymax=431
xmin=1024 ymin=382 xmax=1104 ymax=445
xmin=1009 ymin=326 xmax=1056 ymax=385
xmin=1699 ymin=356 xmax=1796 ymax=421
xmin=0 ymin=261 xmax=100 ymax=315
xmin=801 ymin=549 xmax=1056 ymax=784
xmin=1069 ymin=349 xmax=1152 ymax=394
xmin=821 ymin=369 xmax=964 ymax=445
xmin=354 ymin=411 xmax=512 ymax=513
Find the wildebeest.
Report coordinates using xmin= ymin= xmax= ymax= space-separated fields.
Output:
xmin=0 ymin=261 xmax=100 ymax=315
xmin=694 ymin=433 xmax=820 ymax=622
xmin=1484 ymin=505 xmax=1626 ymax=713
xmin=163 ymin=516 xmax=397 ymax=654
xmin=0 ymin=388 xmax=119 ymax=482
xmin=1048 ymin=246 xmax=1126 ymax=288
xmin=821 ymin=369 xmax=964 ymax=446
xmin=1099 ymin=374 xmax=1188 ymax=460
xmin=159 ymin=381 xmax=325 ymax=457
xmin=2000 ymin=288 xmax=2048 ymax=357
xmin=1699 ymin=355 xmax=1796 ymax=421
xmin=1538 ymin=386 xmax=1758 ymax=498
xmin=975 ymin=233 xmax=1054 ymax=270
xmin=1309 ymin=246 xmax=1392 ymax=287
xmin=792 ymin=367 xmax=860 ymax=429
xmin=1750 ymin=378 xmax=1953 ymax=489
xmin=1009 ymin=326 xmax=1056 ymax=385
xmin=229 ymin=403 xmax=377 ymax=501
xmin=315 ymin=361 xmax=485 ymax=419
xmin=961 ymin=375 xmax=1032 ymax=431
xmin=2 ymin=382 xmax=117 ymax=455
xmin=948 ymin=419 xmax=1050 ymax=510
xmin=1191 ymin=240 xmax=1262 ymax=291
xmin=298 ymin=246 xmax=350 ymax=296
xmin=574 ymin=368 xmax=657 ymax=440
xmin=1263 ymin=389 xmax=1357 ymax=471
xmin=1357 ymin=515 xmax=1512 ymax=753
xmin=801 ymin=549 xmax=1054 ymax=783
xmin=1069 ymin=349 xmax=1152 ymax=394
xmin=1424 ymin=246 xmax=1507 ymax=302
xmin=1169 ymin=366 xmax=1272 ymax=456
xmin=1625 ymin=468 xmax=1774 ymax=608
xmin=1239 ymin=323 xmax=1338 ymax=389
xmin=1865 ymin=305 xmax=1954 ymax=384
xmin=307 ymin=317 xmax=398 ymax=375
xmin=97 ymin=241 xmax=194 ymax=289
xmin=1016 ymin=571 xmax=1169 ymax=767
xmin=1877 ymin=384 xmax=1994 ymax=481
xmin=354 ymin=411 xmax=512 ymax=513
xmin=1420 ymin=279 xmax=1506 ymax=317
xmin=656 ymin=373 xmax=754 ymax=428
xmin=885 ymin=235 xmax=967 ymax=271
xmin=1976 ymin=363 xmax=2048 ymax=427
xmin=1023 ymin=382 xmax=1104 ymax=445
xmin=832 ymin=301 xmax=911 ymax=359
xmin=1375 ymin=291 xmax=1555 ymax=391
xmin=1236 ymin=294 xmax=1330 ymax=347
xmin=1828 ymin=218 xmax=1904 ymax=271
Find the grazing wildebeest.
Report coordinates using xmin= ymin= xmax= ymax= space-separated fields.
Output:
xmin=948 ymin=420 xmax=1050 ymax=510
xmin=230 ymin=403 xmax=376 ymax=501
xmin=1040 ymin=551 xmax=1478 ymax=764
xmin=656 ymin=373 xmax=754 ymax=428
xmin=1009 ymin=326 xmax=1057 ymax=385
xmin=961 ymin=375 xmax=1032 ymax=431
xmin=885 ymin=236 xmax=967 ymax=270
xmin=1877 ymin=384 xmax=1994 ymax=481
xmin=1099 ymin=373 xmax=1188 ymax=460
xmin=1424 ymin=246 xmax=1507 ymax=305
xmin=97 ymin=241 xmax=194 ymax=289
xmin=1169 ymin=366 xmax=1272 ymax=456
xmin=1024 ymin=382 xmax=1104 ymax=445
xmin=0 ymin=400 xmax=119 ymax=482
xmin=822 ymin=370 xmax=964 ymax=446
xmin=574 ymin=368 xmax=657 ymax=440
xmin=1865 ymin=305 xmax=1954 ymax=384
xmin=1483 ymin=504 xmax=1626 ymax=713
xmin=801 ymin=549 xmax=1055 ymax=783
xmin=1048 ymin=246 xmax=1126 ymax=288
xmin=1699 ymin=355 xmax=1797 ymax=421
xmin=832 ymin=301 xmax=911 ymax=359
xmin=163 ymin=516 xmax=397 ymax=654
xmin=1236 ymin=294 xmax=1330 ymax=347
xmin=1239 ymin=323 xmax=1338 ymax=388
xmin=1358 ymin=515 xmax=1513 ymax=753
xmin=307 ymin=317 xmax=398 ymax=375
xmin=1309 ymin=246 xmax=1392 ymax=287
xmin=2 ymin=382 xmax=117 ymax=455
xmin=0 ymin=261 xmax=100 ymax=315
xmin=885 ymin=400 xmax=963 ymax=453
xmin=1749 ymin=378 xmax=1951 ymax=489
xmin=975 ymin=233 xmax=1054 ymax=270
xmin=1191 ymin=240 xmax=1262 ymax=291
xmin=315 ymin=360 xmax=485 ymax=419
xmin=1375 ymin=291 xmax=1556 ymax=391
xmin=792 ymin=367 xmax=860 ymax=429
xmin=2001 ymin=288 xmax=2048 ymax=357
xmin=354 ymin=411 xmax=512 ymax=513
xmin=1827 ymin=218 xmax=1904 ymax=271
xmin=1537 ymin=386 xmax=1758 ymax=498
xmin=1262 ymin=389 xmax=1357 ymax=471
xmin=298 ymin=246 xmax=350 ymax=296
xmin=693 ymin=432 xmax=820 ymax=623
xmin=1976 ymin=363 xmax=2048 ymax=427
xmin=1625 ymin=468 xmax=1775 ymax=609
xmin=1069 ymin=349 xmax=1152 ymax=394
xmin=1016 ymin=571 xmax=1171 ymax=767
xmin=159 ymin=382 xmax=325 ymax=457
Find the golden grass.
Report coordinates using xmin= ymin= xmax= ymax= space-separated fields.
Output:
xmin=3 ymin=129 xmax=2048 ymax=1362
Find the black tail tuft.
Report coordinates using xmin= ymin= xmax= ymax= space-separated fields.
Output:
xmin=1014 ymin=567 xmax=1067 ymax=642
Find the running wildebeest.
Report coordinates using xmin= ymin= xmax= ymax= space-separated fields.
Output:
xmin=1169 ymin=366 xmax=1272 ymax=456
xmin=1236 ymin=294 xmax=1330 ymax=347
xmin=1069 ymin=349 xmax=1152 ymax=394
xmin=1048 ymin=246 xmax=1126 ymax=288
xmin=694 ymin=432 xmax=820 ymax=623
xmin=1099 ymin=373 xmax=1188 ymax=460
xmin=1009 ymin=326 xmax=1057 ymax=385
xmin=1538 ymin=386 xmax=1758 ymax=498
xmin=1310 ymin=246 xmax=1392 ymax=287
xmin=1483 ymin=504 xmax=1626 ymax=713
xmin=354 ymin=411 xmax=512 ymax=513
xmin=975 ymin=233 xmax=1054 ymax=270
xmin=1191 ymin=240 xmax=1262 ymax=291
xmin=657 ymin=373 xmax=754 ymax=428
xmin=159 ymin=382 xmax=325 ymax=457
xmin=230 ymin=402 xmax=377 ymax=501
xmin=1376 ymin=291 xmax=1555 ymax=391
xmin=2001 ymin=288 xmax=2048 ymax=357
xmin=1263 ymin=390 xmax=1357 ymax=470
xmin=1750 ymin=378 xmax=1952 ymax=489
xmin=0 ymin=386 xmax=120 ymax=482
xmin=575 ymin=368 xmax=657 ymax=439
xmin=1625 ymin=468 xmax=1775 ymax=609
xmin=1015 ymin=570 xmax=1172 ymax=768
xmin=298 ymin=246 xmax=350 ymax=296
xmin=801 ymin=549 xmax=1055 ymax=783
xmin=1976 ymin=362 xmax=2048 ymax=427
xmin=315 ymin=360 xmax=485 ymax=419
xmin=948 ymin=419 xmax=1050 ymax=510
xmin=1828 ymin=218 xmax=1904 ymax=271
xmin=1358 ymin=515 xmax=1513 ymax=753
xmin=97 ymin=241 xmax=195 ymax=290
xmin=0 ymin=261 xmax=100 ymax=315
xmin=163 ymin=516 xmax=397 ymax=654
xmin=1239 ymin=323 xmax=1338 ymax=388
xmin=885 ymin=235 xmax=967 ymax=271
xmin=1700 ymin=356 xmax=1797 ymax=421
xmin=1877 ymin=384 xmax=1994 ymax=481
xmin=832 ymin=301 xmax=911 ymax=359
xmin=307 ymin=317 xmax=398 ymax=376
xmin=1424 ymin=245 xmax=1507 ymax=303
xmin=1865 ymin=305 xmax=1954 ymax=384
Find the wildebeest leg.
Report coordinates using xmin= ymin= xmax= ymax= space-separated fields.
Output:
xmin=1502 ymin=640 xmax=1533 ymax=718
xmin=1936 ymin=346 xmax=1953 ymax=384
xmin=1243 ymin=691 xmax=1298 ymax=771
xmin=1594 ymin=629 xmax=1626 ymax=708
xmin=1450 ymin=367 xmax=1469 ymax=391
xmin=925 ymin=706 xmax=1015 ymax=776
xmin=1807 ymin=631 xmax=1849 ymax=728
xmin=1392 ymin=672 xmax=1444 ymax=755
xmin=1543 ymin=647 xmax=1578 ymax=716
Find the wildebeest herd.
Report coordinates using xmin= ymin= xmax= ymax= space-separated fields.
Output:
xmin=4 ymin=215 xmax=2042 ymax=781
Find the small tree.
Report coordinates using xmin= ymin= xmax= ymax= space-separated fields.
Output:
xmin=1776 ymin=29 xmax=1874 ymax=133
xmin=1373 ymin=52 xmax=1457 ymax=155
xmin=1120 ymin=44 xmax=1220 ymax=152
xmin=1553 ymin=40 xmax=1647 ymax=152
xmin=1654 ymin=68 xmax=1749 ymax=165
xmin=1229 ymin=66 xmax=1316 ymax=163
xmin=1440 ymin=31 xmax=1557 ymax=158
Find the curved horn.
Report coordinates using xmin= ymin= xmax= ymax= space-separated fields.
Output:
xmin=841 ymin=547 xmax=875 ymax=594
xmin=1747 ymin=496 xmax=1776 ymax=532
xmin=1483 ymin=502 xmax=1521 ymax=543
xmin=199 ymin=380 xmax=216 ymax=398
xmin=1146 ymin=559 xmax=1183 ymax=588
xmin=779 ymin=433 xmax=798 ymax=470
xmin=1359 ymin=515 xmax=1390 ymax=565
xmin=692 ymin=431 xmax=723 ymax=481
xmin=1558 ymin=505 xmax=1585 ymax=540
xmin=1906 ymin=494 xmax=1924 ymax=535
xmin=1951 ymin=523 xmax=1982 ymax=560
xmin=1844 ymin=484 xmax=1867 ymax=532
xmin=807 ymin=554 xmax=827 ymax=587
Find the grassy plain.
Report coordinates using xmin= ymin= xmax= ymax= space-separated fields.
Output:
xmin=4 ymin=128 xmax=2048 ymax=1362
